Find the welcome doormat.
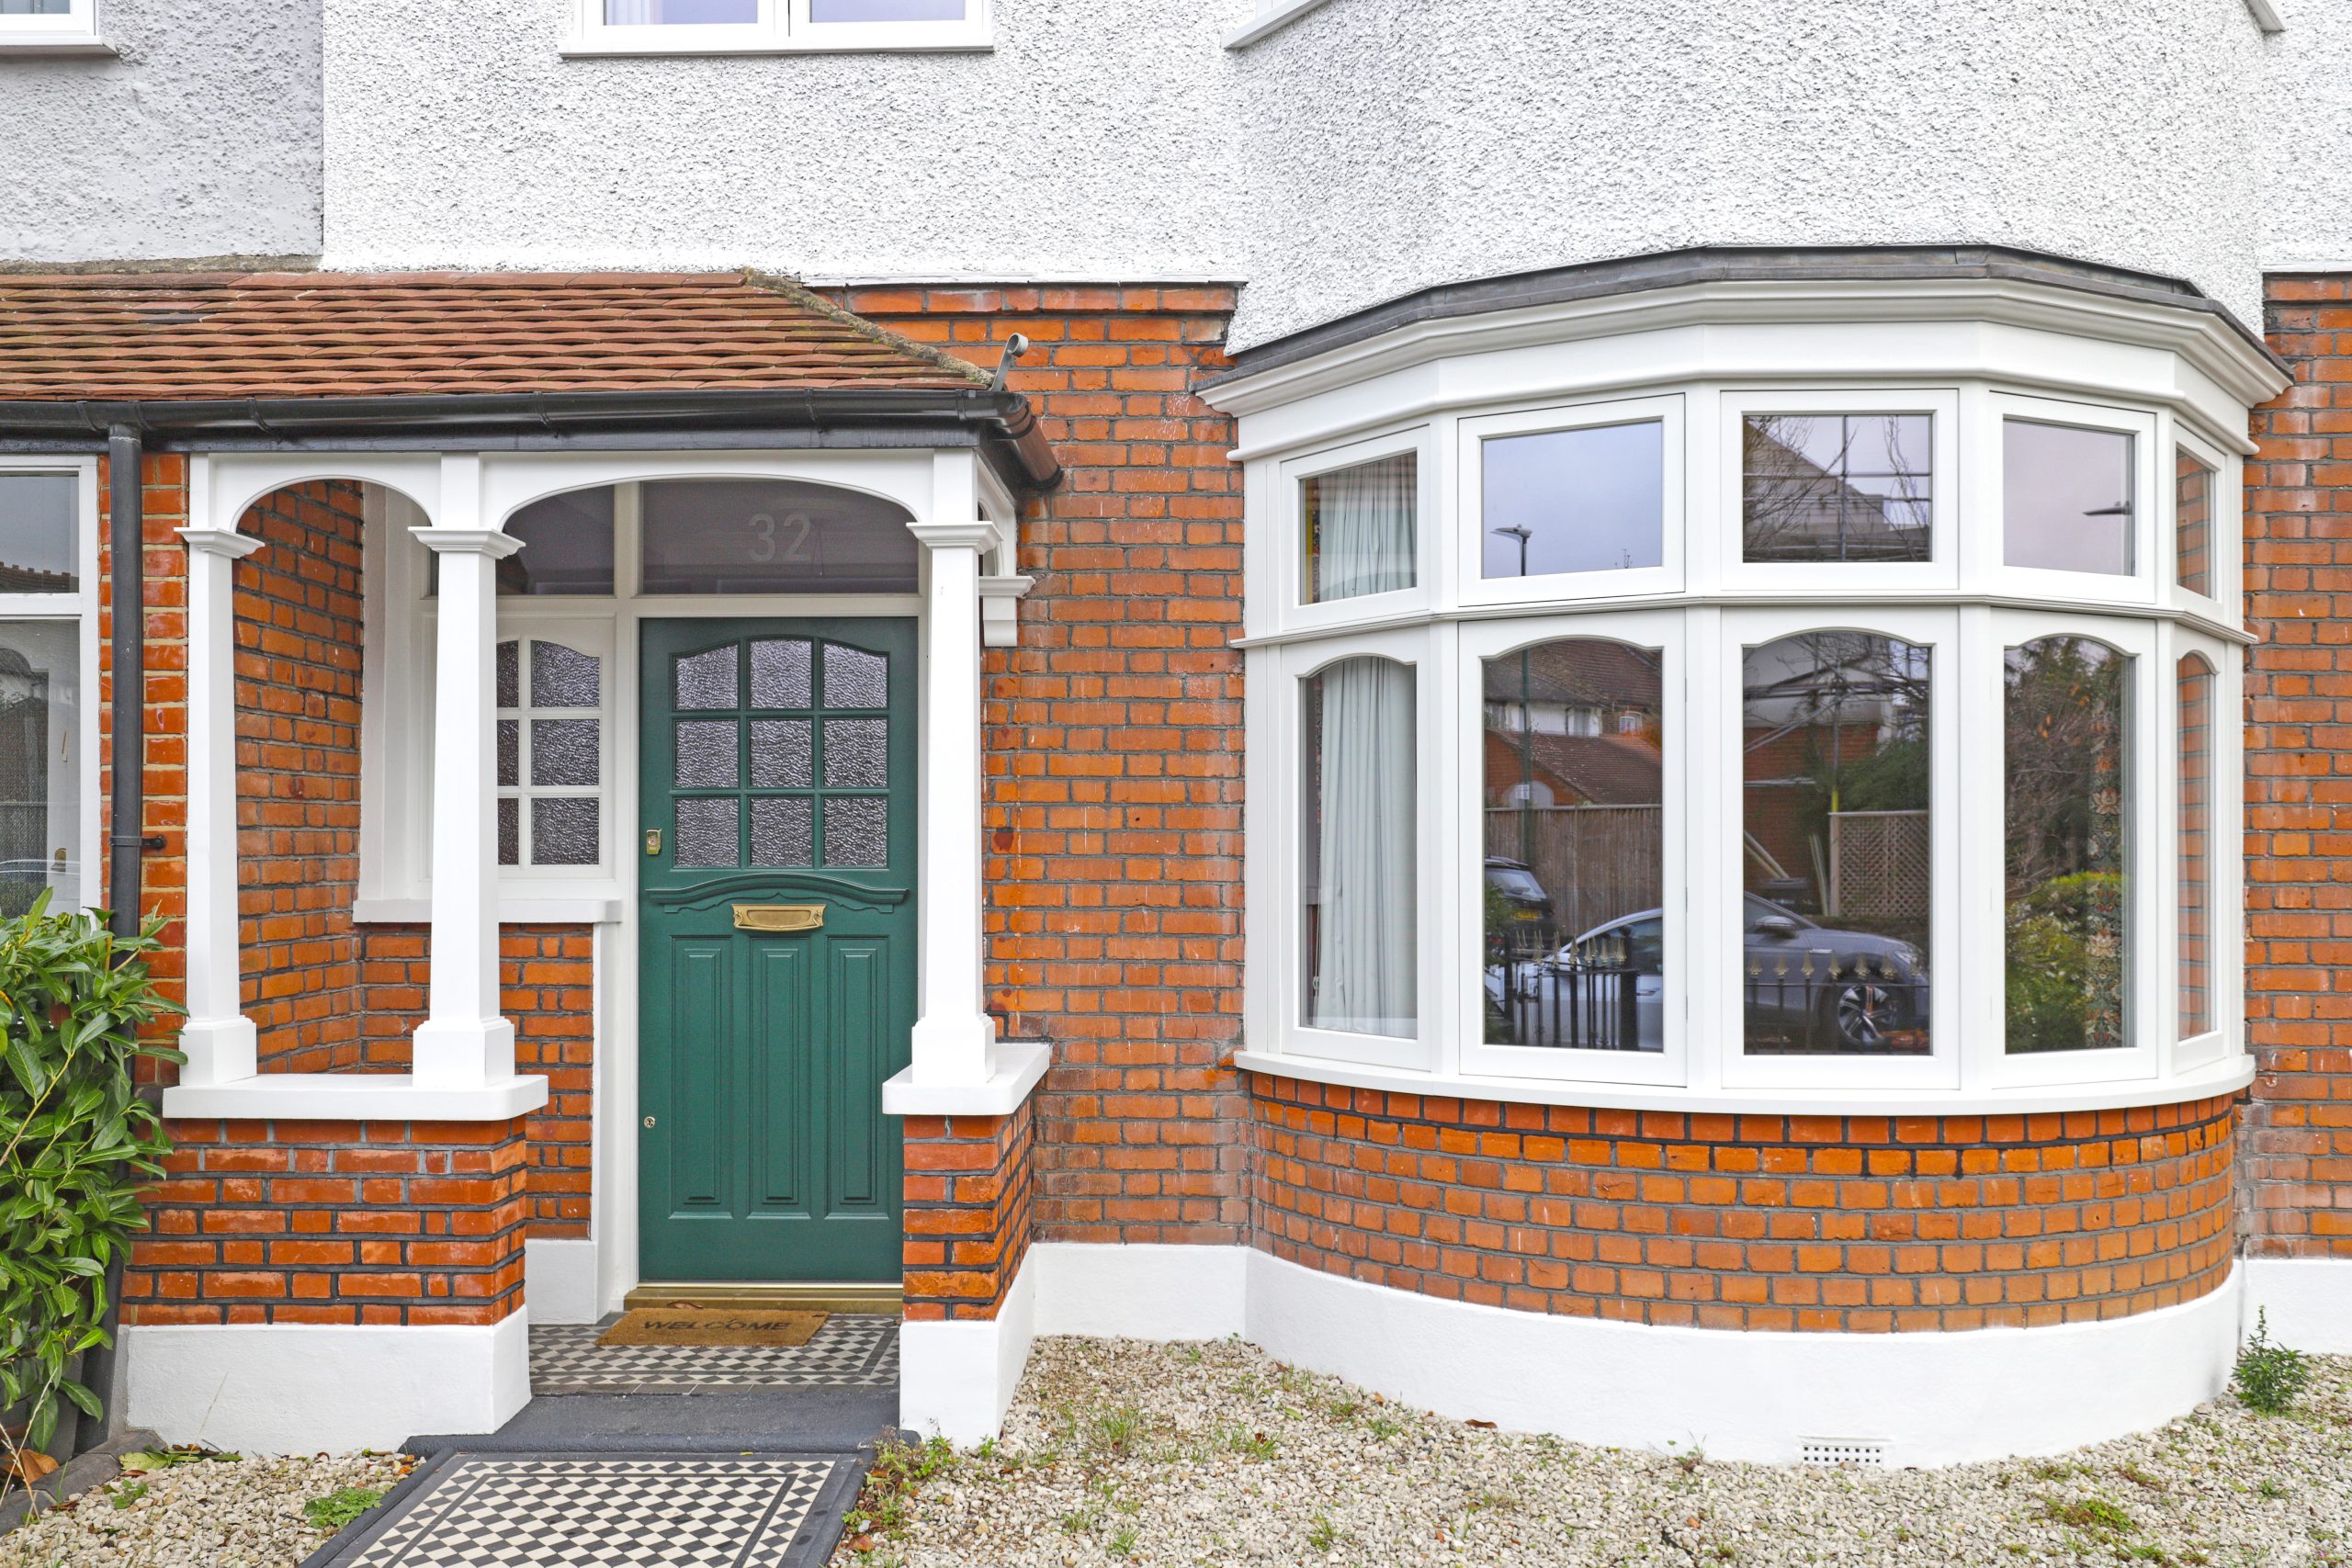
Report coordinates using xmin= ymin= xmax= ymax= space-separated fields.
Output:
xmin=597 ymin=1307 xmax=829 ymax=1348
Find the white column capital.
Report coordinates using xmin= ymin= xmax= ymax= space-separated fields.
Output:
xmin=907 ymin=519 xmax=1001 ymax=554
xmin=411 ymin=526 xmax=525 ymax=559
xmin=177 ymin=526 xmax=266 ymax=561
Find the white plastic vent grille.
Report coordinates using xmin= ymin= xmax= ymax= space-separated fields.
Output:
xmin=1799 ymin=1438 xmax=1888 ymax=1467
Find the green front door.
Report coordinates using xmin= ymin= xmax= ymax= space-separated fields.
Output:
xmin=638 ymin=617 xmax=917 ymax=1282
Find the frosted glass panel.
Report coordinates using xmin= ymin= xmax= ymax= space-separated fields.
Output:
xmin=823 ymin=796 xmax=888 ymax=867
xmin=752 ymin=719 xmax=813 ymax=788
xmin=531 ymin=719 xmax=599 ymax=786
xmin=823 ymin=644 xmax=887 ymax=708
xmin=675 ymin=646 xmax=738 ymax=710
xmin=639 ymin=478 xmax=918 ymax=593
xmin=496 ymin=640 xmax=520 ymax=709
xmin=751 ymin=639 xmax=813 ymax=708
xmin=675 ymin=720 xmax=740 ymax=788
xmin=752 ymin=797 xmax=815 ymax=867
xmin=531 ymin=796 xmax=600 ymax=866
xmin=675 ymin=797 xmax=740 ymax=867
xmin=823 ymin=718 xmax=888 ymax=787
xmin=496 ymin=720 xmax=519 ymax=788
xmin=500 ymin=488 xmax=616 ymax=596
xmin=531 ymin=641 xmax=602 ymax=709
xmin=497 ymin=797 xmax=519 ymax=866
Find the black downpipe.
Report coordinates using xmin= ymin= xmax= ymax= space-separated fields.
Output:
xmin=74 ymin=424 xmax=143 ymax=1455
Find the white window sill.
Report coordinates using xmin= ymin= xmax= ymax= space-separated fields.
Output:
xmin=1224 ymin=0 xmax=1338 ymax=50
xmin=559 ymin=32 xmax=990 ymax=57
xmin=351 ymin=896 xmax=624 ymax=926
xmin=881 ymin=1040 xmax=1049 ymax=1118
xmin=162 ymin=1073 xmax=549 ymax=1123
xmin=1231 ymin=1048 xmax=2255 ymax=1119
xmin=0 ymin=34 xmax=116 ymax=55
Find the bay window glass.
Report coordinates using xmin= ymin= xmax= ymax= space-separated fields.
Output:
xmin=1481 ymin=638 xmax=1665 ymax=1052
xmin=2176 ymin=451 xmax=2215 ymax=596
xmin=1481 ymin=421 xmax=1663 ymax=579
xmin=1303 ymin=657 xmax=1416 ymax=1036
xmin=2178 ymin=654 xmax=2213 ymax=1039
xmin=0 ymin=471 xmax=77 ymax=593
xmin=605 ymin=0 xmax=756 ymax=19
xmin=2004 ymin=421 xmax=2134 ymax=575
xmin=810 ymin=0 xmax=964 ymax=16
xmin=1302 ymin=453 xmax=1415 ymax=603
xmin=1741 ymin=414 xmax=1931 ymax=564
xmin=1739 ymin=634 xmax=1932 ymax=1055
xmin=0 ymin=620 xmax=80 ymax=917
xmin=2005 ymin=637 xmax=2129 ymax=1053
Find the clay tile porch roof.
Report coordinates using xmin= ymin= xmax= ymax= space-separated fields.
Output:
xmin=0 ymin=269 xmax=990 ymax=400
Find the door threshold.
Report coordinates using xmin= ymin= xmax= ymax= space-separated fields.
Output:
xmin=625 ymin=1280 xmax=903 ymax=1315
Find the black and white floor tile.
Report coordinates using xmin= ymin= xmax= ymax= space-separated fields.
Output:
xmin=529 ymin=1314 xmax=899 ymax=1393
xmin=321 ymin=1453 xmax=851 ymax=1568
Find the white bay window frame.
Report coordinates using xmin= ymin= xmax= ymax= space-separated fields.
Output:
xmin=1280 ymin=424 xmax=1434 ymax=632
xmin=1456 ymin=394 xmax=1685 ymax=608
xmin=1716 ymin=388 xmax=1961 ymax=595
xmin=2169 ymin=425 xmax=2239 ymax=618
xmin=1981 ymin=393 xmax=2163 ymax=603
xmin=0 ymin=456 xmax=100 ymax=919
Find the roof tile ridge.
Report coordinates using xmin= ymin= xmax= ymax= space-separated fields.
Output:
xmin=739 ymin=268 xmax=990 ymax=388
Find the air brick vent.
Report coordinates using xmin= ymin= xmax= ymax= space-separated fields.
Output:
xmin=1799 ymin=1438 xmax=1888 ymax=1467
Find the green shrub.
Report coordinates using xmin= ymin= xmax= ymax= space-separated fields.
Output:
xmin=2233 ymin=1309 xmax=2312 ymax=1416
xmin=305 ymin=1486 xmax=387 ymax=1531
xmin=0 ymin=897 xmax=183 ymax=1470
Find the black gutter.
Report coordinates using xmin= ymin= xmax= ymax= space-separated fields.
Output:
xmin=0 ymin=387 xmax=1062 ymax=491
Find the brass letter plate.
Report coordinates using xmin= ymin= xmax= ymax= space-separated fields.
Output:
xmin=734 ymin=903 xmax=824 ymax=932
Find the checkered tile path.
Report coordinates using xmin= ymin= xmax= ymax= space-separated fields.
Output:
xmin=530 ymin=1314 xmax=898 ymax=1393
xmin=331 ymin=1455 xmax=843 ymax=1568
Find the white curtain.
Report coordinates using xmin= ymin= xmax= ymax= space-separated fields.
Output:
xmin=1308 ymin=657 xmax=1417 ymax=1036
xmin=1313 ymin=454 xmax=1416 ymax=602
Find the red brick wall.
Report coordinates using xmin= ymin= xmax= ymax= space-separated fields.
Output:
xmin=902 ymin=1102 xmax=1035 ymax=1321
xmin=236 ymin=482 xmax=367 ymax=1072
xmin=833 ymin=285 xmax=1249 ymax=1250
xmin=1252 ymin=1076 xmax=2238 ymax=1331
xmin=125 ymin=1116 xmax=529 ymax=1325
xmin=2245 ymin=275 xmax=2352 ymax=1258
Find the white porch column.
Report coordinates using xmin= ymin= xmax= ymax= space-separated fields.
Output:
xmin=175 ymin=494 xmax=265 ymax=1088
xmin=410 ymin=458 xmax=525 ymax=1089
xmin=908 ymin=495 xmax=1001 ymax=1088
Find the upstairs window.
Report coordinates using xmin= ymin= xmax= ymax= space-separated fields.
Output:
xmin=573 ymin=0 xmax=988 ymax=51
xmin=0 ymin=0 xmax=102 ymax=48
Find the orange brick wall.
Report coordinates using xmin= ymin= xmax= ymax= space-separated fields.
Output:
xmin=1252 ymin=1076 xmax=2238 ymax=1331
xmin=833 ymin=285 xmax=1250 ymax=1249
xmin=236 ymin=481 xmax=368 ymax=1072
xmin=125 ymin=1116 xmax=529 ymax=1325
xmin=2245 ymin=274 xmax=2352 ymax=1258
xmin=902 ymin=1103 xmax=1035 ymax=1322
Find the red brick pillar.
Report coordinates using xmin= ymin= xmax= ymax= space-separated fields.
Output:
xmin=902 ymin=1102 xmax=1035 ymax=1321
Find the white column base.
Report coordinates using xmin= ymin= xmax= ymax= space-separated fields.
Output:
xmin=525 ymin=1238 xmax=603 ymax=1326
xmin=908 ymin=1011 xmax=999 ymax=1088
xmin=2242 ymin=1257 xmax=2352 ymax=1353
xmin=174 ymin=1017 xmax=258 ymax=1089
xmin=897 ymin=1259 xmax=1036 ymax=1445
xmin=123 ymin=1312 xmax=530 ymax=1452
xmin=413 ymin=1018 xmax=518 ymax=1090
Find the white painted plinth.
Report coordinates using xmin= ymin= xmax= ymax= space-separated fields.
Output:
xmin=897 ymin=1260 xmax=1036 ymax=1444
xmin=525 ymin=1237 xmax=603 ymax=1326
xmin=2243 ymin=1257 xmax=2352 ymax=1354
xmin=123 ymin=1312 xmax=531 ymax=1452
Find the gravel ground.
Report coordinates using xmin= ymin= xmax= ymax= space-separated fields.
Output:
xmin=0 ymin=1450 xmax=411 ymax=1568
xmin=836 ymin=1337 xmax=2352 ymax=1568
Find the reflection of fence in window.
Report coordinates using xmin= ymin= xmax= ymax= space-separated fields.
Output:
xmin=1485 ymin=803 xmax=1663 ymax=939
xmin=1826 ymin=808 xmax=1928 ymax=933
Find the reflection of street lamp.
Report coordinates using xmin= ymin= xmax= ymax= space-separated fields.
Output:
xmin=1493 ymin=524 xmax=1537 ymax=873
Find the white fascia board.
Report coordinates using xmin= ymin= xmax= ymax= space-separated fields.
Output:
xmin=882 ymin=1040 xmax=1050 ymax=1117
xmin=160 ymin=1073 xmax=549 ymax=1122
xmin=1224 ymin=0 xmax=1339 ymax=50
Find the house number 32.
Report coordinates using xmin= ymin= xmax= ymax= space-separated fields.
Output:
xmin=747 ymin=511 xmax=812 ymax=563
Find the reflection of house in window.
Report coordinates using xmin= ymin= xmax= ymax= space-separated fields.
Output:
xmin=0 ymin=649 xmax=51 ymax=918
xmin=1743 ymin=414 xmax=1932 ymax=564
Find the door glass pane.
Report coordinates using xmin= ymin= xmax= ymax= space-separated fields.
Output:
xmin=751 ymin=719 xmax=813 ymax=788
xmin=751 ymin=638 xmax=813 ymax=708
xmin=497 ymin=797 xmax=519 ymax=866
xmin=496 ymin=720 xmax=519 ymax=788
xmin=0 ymin=619 xmax=80 ymax=915
xmin=2177 ymin=450 xmax=2215 ymax=596
xmin=1302 ymin=452 xmax=1415 ymax=604
xmin=1740 ymin=634 xmax=1932 ymax=1056
xmin=675 ymin=797 xmax=741 ymax=867
xmin=2178 ymin=654 xmax=2213 ymax=1039
xmin=822 ymin=644 xmax=888 ymax=708
xmin=0 ymin=472 xmax=76 ymax=593
xmin=499 ymin=489 xmax=616 ymax=596
xmin=751 ymin=797 xmax=814 ymax=867
xmin=674 ymin=645 xmax=739 ymax=710
xmin=531 ymin=796 xmax=599 ymax=866
xmin=2004 ymin=421 xmax=2135 ymax=575
xmin=1481 ymin=638 xmax=1664 ymax=1052
xmin=675 ymin=720 xmax=740 ymax=789
xmin=822 ymin=796 xmax=888 ymax=867
xmin=531 ymin=641 xmax=602 ymax=708
xmin=605 ymin=0 xmax=755 ymax=21
xmin=640 ymin=479 xmax=918 ymax=594
xmin=496 ymin=640 xmax=520 ymax=709
xmin=1302 ymin=656 xmax=1416 ymax=1036
xmin=2005 ymin=636 xmax=2130 ymax=1053
xmin=822 ymin=718 xmax=888 ymax=787
xmin=1742 ymin=414 xmax=1932 ymax=563
xmin=530 ymin=719 xmax=599 ymax=786
xmin=1481 ymin=421 xmax=1663 ymax=580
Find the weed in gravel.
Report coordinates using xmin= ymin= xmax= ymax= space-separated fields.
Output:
xmin=303 ymin=1487 xmax=386 ymax=1531
xmin=1057 ymin=1505 xmax=1100 ymax=1535
xmin=1220 ymin=1427 xmax=1278 ymax=1461
xmin=2038 ymin=1494 xmax=2136 ymax=1535
xmin=842 ymin=1434 xmax=956 ymax=1543
xmin=1106 ymin=1523 xmax=1139 ymax=1556
xmin=1306 ymin=1514 xmax=1338 ymax=1551
xmin=2235 ymin=1310 xmax=2314 ymax=1416
xmin=2117 ymin=1461 xmax=2168 ymax=1490
xmin=2260 ymin=1478 xmax=2291 ymax=1499
xmin=108 ymin=1480 xmax=148 ymax=1508
xmin=1089 ymin=1405 xmax=1146 ymax=1457
xmin=2029 ymin=1461 xmax=2081 ymax=1482
xmin=1366 ymin=1416 xmax=1404 ymax=1440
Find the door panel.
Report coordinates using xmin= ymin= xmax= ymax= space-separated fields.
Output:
xmin=639 ymin=616 xmax=916 ymax=1283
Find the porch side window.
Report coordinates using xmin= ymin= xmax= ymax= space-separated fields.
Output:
xmin=0 ymin=469 xmax=86 ymax=917
xmin=496 ymin=637 xmax=606 ymax=868
xmin=1303 ymin=657 xmax=1416 ymax=1037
